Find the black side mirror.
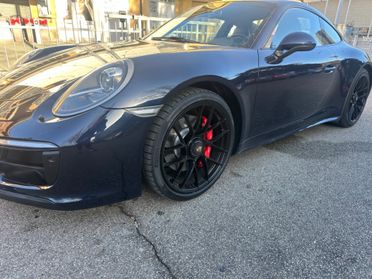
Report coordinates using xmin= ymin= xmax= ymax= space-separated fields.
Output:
xmin=266 ymin=32 xmax=317 ymax=64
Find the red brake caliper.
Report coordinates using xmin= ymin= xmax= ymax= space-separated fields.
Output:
xmin=201 ymin=116 xmax=213 ymax=159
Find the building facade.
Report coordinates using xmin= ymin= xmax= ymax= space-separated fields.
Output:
xmin=1 ymin=0 xmax=370 ymax=45
xmin=0 ymin=0 xmax=211 ymax=19
xmin=306 ymin=0 xmax=372 ymax=34
xmin=0 ymin=0 xmax=213 ymax=44
xmin=128 ymin=0 xmax=211 ymax=18
xmin=0 ymin=0 xmax=31 ymax=18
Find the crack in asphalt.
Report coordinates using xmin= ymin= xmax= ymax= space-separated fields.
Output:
xmin=115 ymin=205 xmax=177 ymax=279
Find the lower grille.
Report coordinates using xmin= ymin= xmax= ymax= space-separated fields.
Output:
xmin=0 ymin=144 xmax=59 ymax=187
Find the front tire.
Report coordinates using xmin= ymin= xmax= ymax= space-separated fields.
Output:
xmin=337 ymin=69 xmax=370 ymax=128
xmin=144 ymin=88 xmax=235 ymax=200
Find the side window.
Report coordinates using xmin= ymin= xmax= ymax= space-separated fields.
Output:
xmin=318 ymin=18 xmax=342 ymax=45
xmin=267 ymin=8 xmax=322 ymax=49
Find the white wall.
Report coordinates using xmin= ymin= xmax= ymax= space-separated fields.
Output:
xmin=310 ymin=0 xmax=372 ymax=28
xmin=0 ymin=21 xmax=13 ymax=41
xmin=54 ymin=0 xmax=129 ymax=43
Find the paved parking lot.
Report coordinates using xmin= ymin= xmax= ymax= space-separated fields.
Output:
xmin=0 ymin=97 xmax=371 ymax=279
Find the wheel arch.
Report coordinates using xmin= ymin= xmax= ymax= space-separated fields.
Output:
xmin=163 ymin=76 xmax=244 ymax=154
xmin=339 ymin=64 xmax=371 ymax=119
xmin=363 ymin=63 xmax=372 ymax=90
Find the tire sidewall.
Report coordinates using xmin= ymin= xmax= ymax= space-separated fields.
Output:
xmin=341 ymin=69 xmax=370 ymax=127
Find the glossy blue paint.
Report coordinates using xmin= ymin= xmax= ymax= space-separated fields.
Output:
xmin=0 ymin=0 xmax=370 ymax=209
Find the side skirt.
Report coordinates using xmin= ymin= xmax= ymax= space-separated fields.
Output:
xmin=236 ymin=115 xmax=340 ymax=154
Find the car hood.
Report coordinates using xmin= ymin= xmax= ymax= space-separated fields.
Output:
xmin=0 ymin=40 xmax=228 ymax=93
xmin=0 ymin=40 xmax=228 ymax=136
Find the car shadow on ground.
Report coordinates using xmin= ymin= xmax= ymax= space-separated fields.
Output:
xmin=265 ymin=133 xmax=372 ymax=160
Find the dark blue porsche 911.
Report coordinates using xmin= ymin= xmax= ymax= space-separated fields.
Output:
xmin=0 ymin=0 xmax=371 ymax=209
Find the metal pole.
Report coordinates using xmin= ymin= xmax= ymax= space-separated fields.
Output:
xmin=139 ymin=0 xmax=143 ymax=16
xmin=21 ymin=26 xmax=26 ymax=51
xmin=147 ymin=19 xmax=151 ymax=36
xmin=54 ymin=16 xmax=60 ymax=44
xmin=93 ymin=15 xmax=98 ymax=43
xmin=138 ymin=17 xmax=142 ymax=38
xmin=63 ymin=19 xmax=68 ymax=43
xmin=344 ymin=0 xmax=352 ymax=26
xmin=87 ymin=22 xmax=91 ymax=43
xmin=367 ymin=17 xmax=372 ymax=38
xmin=101 ymin=21 xmax=104 ymax=43
xmin=78 ymin=19 xmax=83 ymax=43
xmin=324 ymin=0 xmax=329 ymax=16
xmin=122 ymin=19 xmax=125 ymax=41
xmin=12 ymin=35 xmax=19 ymax=61
xmin=71 ymin=0 xmax=80 ymax=43
xmin=335 ymin=0 xmax=344 ymax=26
xmin=115 ymin=20 xmax=118 ymax=42
xmin=47 ymin=22 xmax=52 ymax=44
xmin=3 ymin=40 xmax=10 ymax=69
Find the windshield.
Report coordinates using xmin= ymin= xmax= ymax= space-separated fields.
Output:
xmin=146 ymin=1 xmax=275 ymax=48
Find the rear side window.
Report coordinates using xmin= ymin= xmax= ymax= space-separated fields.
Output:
xmin=267 ymin=8 xmax=323 ymax=49
xmin=318 ymin=18 xmax=342 ymax=45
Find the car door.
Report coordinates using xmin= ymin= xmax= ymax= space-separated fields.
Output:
xmin=316 ymin=17 xmax=343 ymax=115
xmin=251 ymin=8 xmax=339 ymax=137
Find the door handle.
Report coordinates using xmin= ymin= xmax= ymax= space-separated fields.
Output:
xmin=324 ymin=65 xmax=336 ymax=73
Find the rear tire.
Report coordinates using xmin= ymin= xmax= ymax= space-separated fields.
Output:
xmin=144 ymin=88 xmax=235 ymax=200
xmin=337 ymin=69 xmax=370 ymax=128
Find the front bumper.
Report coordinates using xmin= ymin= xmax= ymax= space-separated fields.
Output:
xmin=0 ymin=111 xmax=153 ymax=210
xmin=0 ymin=138 xmax=135 ymax=210
xmin=0 ymin=187 xmax=127 ymax=210
xmin=0 ymin=138 xmax=59 ymax=189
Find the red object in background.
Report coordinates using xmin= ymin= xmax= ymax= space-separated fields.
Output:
xmin=39 ymin=19 xmax=48 ymax=26
xmin=9 ymin=17 xmax=21 ymax=25
xmin=23 ymin=18 xmax=35 ymax=25
xmin=9 ymin=17 xmax=48 ymax=26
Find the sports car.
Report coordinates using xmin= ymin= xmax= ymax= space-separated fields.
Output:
xmin=0 ymin=0 xmax=371 ymax=209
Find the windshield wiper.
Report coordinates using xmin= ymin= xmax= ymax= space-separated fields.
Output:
xmin=152 ymin=36 xmax=199 ymax=44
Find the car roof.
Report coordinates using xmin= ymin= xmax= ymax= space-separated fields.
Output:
xmin=220 ymin=0 xmax=303 ymax=4
xmin=213 ymin=0 xmax=310 ymax=9
xmin=223 ymin=0 xmax=303 ymax=3
xmin=209 ymin=0 xmax=335 ymax=48
xmin=213 ymin=0 xmax=323 ymax=17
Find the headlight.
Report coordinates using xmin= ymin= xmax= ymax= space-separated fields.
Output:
xmin=53 ymin=60 xmax=134 ymax=117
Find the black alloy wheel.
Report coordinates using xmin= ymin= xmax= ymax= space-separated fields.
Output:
xmin=338 ymin=69 xmax=370 ymax=127
xmin=144 ymin=88 xmax=235 ymax=200
xmin=348 ymin=75 xmax=370 ymax=123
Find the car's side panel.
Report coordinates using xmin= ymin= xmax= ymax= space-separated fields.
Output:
xmin=238 ymin=42 xmax=370 ymax=152
xmin=319 ymin=42 xmax=371 ymax=119
xmin=252 ymin=46 xmax=336 ymax=137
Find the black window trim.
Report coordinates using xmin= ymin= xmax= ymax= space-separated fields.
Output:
xmin=318 ymin=16 xmax=343 ymax=45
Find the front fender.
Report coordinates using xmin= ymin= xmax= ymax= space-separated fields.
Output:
xmin=101 ymin=49 xmax=259 ymax=109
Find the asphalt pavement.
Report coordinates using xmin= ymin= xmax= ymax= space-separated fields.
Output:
xmin=0 ymin=97 xmax=371 ymax=279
